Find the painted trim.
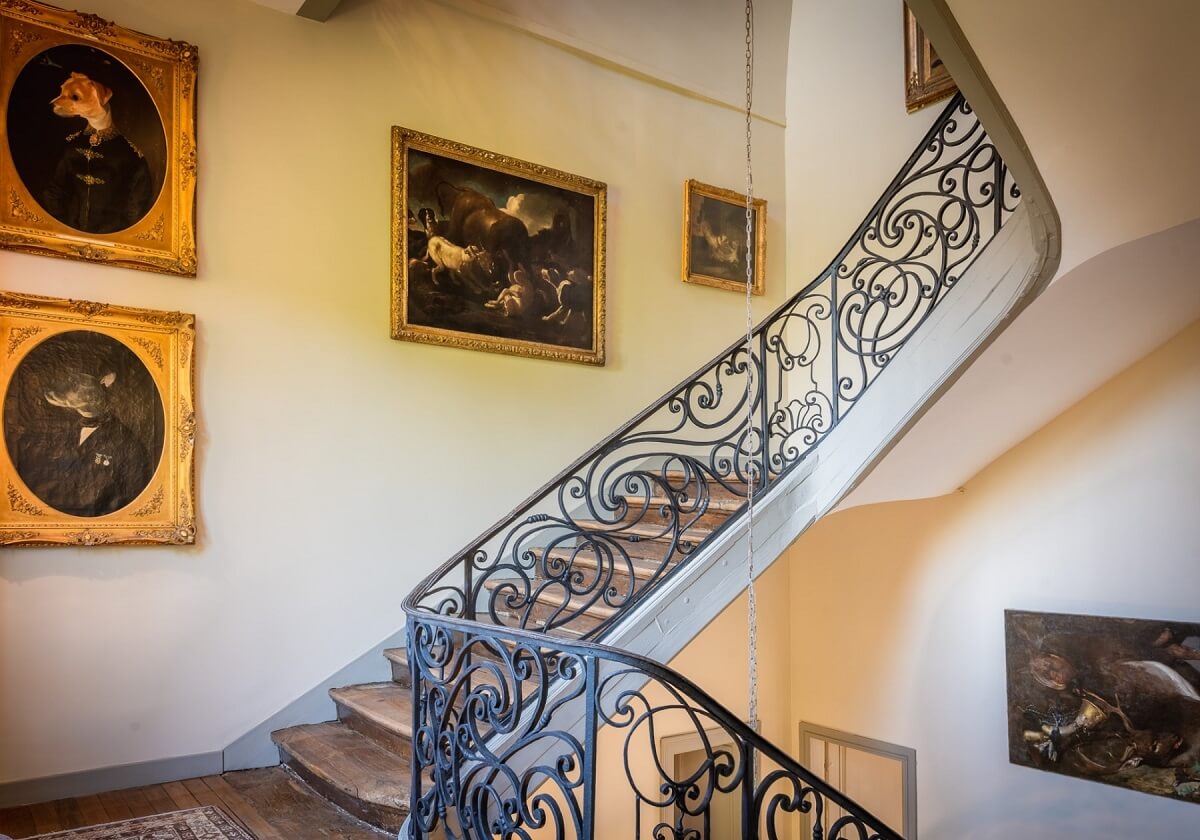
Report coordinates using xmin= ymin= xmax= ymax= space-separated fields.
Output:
xmin=0 ymin=752 xmax=221 ymax=809
xmin=222 ymin=627 xmax=406 ymax=771
xmin=798 ymin=722 xmax=918 ymax=839
xmin=428 ymin=0 xmax=787 ymax=128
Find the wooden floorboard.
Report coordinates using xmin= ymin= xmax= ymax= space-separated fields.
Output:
xmin=0 ymin=767 xmax=388 ymax=838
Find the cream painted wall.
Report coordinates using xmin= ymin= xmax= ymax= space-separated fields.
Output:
xmin=432 ymin=0 xmax=792 ymax=124
xmin=786 ymin=318 xmax=1200 ymax=838
xmin=946 ymin=0 xmax=1200 ymax=277
xmin=0 ymin=0 xmax=788 ymax=783
xmin=785 ymin=0 xmax=939 ymax=290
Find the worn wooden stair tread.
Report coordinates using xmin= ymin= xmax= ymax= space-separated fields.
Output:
xmin=331 ymin=682 xmax=412 ymax=738
xmin=538 ymin=547 xmax=665 ymax=581
xmin=273 ymin=722 xmax=410 ymax=830
xmin=484 ymin=578 xmax=619 ymax=620
xmin=569 ymin=519 xmax=716 ymax=541
xmin=619 ymin=492 xmax=744 ymax=513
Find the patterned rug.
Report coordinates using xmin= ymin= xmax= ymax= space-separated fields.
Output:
xmin=26 ymin=806 xmax=255 ymax=839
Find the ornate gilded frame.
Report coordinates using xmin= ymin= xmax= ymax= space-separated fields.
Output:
xmin=0 ymin=291 xmax=196 ymax=546
xmin=904 ymin=3 xmax=956 ymax=113
xmin=682 ymin=179 xmax=766 ymax=296
xmin=0 ymin=0 xmax=198 ymax=275
xmin=391 ymin=127 xmax=607 ymax=366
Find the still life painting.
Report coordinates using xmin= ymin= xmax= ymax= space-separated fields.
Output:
xmin=682 ymin=179 xmax=765 ymax=295
xmin=0 ymin=0 xmax=198 ymax=275
xmin=1006 ymin=609 xmax=1200 ymax=804
xmin=391 ymin=127 xmax=607 ymax=365
xmin=1 ymin=291 xmax=196 ymax=546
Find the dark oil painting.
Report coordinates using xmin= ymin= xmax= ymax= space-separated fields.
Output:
xmin=403 ymin=147 xmax=599 ymax=352
xmin=7 ymin=43 xmax=166 ymax=234
xmin=1006 ymin=610 xmax=1200 ymax=804
xmin=688 ymin=193 xmax=755 ymax=284
xmin=4 ymin=330 xmax=164 ymax=517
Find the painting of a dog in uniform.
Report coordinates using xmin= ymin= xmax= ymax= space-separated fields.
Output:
xmin=0 ymin=0 xmax=198 ymax=275
xmin=391 ymin=128 xmax=607 ymax=365
xmin=0 ymin=291 xmax=196 ymax=547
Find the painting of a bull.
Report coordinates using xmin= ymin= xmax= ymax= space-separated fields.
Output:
xmin=392 ymin=127 xmax=607 ymax=366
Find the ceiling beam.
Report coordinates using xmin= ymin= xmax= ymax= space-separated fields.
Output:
xmin=245 ymin=0 xmax=343 ymax=22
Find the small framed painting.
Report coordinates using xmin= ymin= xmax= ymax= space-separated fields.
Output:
xmin=682 ymin=179 xmax=765 ymax=296
xmin=0 ymin=0 xmax=199 ymax=275
xmin=904 ymin=3 xmax=956 ymax=113
xmin=0 ymin=291 xmax=196 ymax=546
xmin=391 ymin=127 xmax=607 ymax=366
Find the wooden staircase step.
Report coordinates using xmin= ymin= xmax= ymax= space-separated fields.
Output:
xmin=272 ymin=722 xmax=410 ymax=832
xmin=661 ymin=470 xmax=756 ymax=501
xmin=537 ymin=547 xmax=665 ymax=582
xmin=562 ymin=519 xmax=715 ymax=561
xmin=330 ymin=682 xmax=412 ymax=757
xmin=620 ymin=492 xmax=744 ymax=513
xmin=614 ymin=493 xmax=739 ymax=530
xmin=569 ymin=519 xmax=715 ymax=541
xmin=483 ymin=579 xmax=618 ymax=620
xmin=383 ymin=647 xmax=411 ymax=688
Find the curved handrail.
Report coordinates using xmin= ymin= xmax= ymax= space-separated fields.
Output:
xmin=404 ymin=94 xmax=1017 ymax=636
xmin=403 ymin=93 xmax=1022 ymax=839
xmin=408 ymin=615 xmax=902 ymax=839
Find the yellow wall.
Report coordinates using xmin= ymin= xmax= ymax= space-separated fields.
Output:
xmin=785 ymin=318 xmax=1200 ymax=838
xmin=0 ymin=0 xmax=789 ymax=783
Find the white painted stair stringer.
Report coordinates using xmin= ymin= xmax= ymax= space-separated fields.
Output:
xmin=399 ymin=204 xmax=1046 ymax=838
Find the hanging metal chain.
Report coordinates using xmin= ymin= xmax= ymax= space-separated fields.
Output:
xmin=742 ymin=0 xmax=759 ymax=749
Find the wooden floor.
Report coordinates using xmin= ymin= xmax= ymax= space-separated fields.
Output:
xmin=0 ymin=767 xmax=388 ymax=839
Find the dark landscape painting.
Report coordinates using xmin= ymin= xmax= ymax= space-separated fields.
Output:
xmin=393 ymin=130 xmax=606 ymax=364
xmin=689 ymin=193 xmax=754 ymax=283
xmin=1005 ymin=610 xmax=1200 ymax=804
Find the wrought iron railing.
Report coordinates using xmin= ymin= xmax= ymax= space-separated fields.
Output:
xmin=404 ymin=94 xmax=1020 ymax=839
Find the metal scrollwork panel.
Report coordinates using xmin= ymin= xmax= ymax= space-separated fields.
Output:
xmin=408 ymin=620 xmax=591 ymax=840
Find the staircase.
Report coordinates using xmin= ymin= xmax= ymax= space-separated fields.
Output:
xmin=269 ymin=484 xmax=744 ymax=833
xmin=271 ymin=89 xmax=1055 ymax=838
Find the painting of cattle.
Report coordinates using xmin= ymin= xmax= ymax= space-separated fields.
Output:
xmin=1005 ymin=610 xmax=1200 ymax=805
xmin=391 ymin=128 xmax=607 ymax=365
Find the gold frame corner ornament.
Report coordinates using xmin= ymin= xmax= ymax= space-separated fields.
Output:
xmin=904 ymin=3 xmax=957 ymax=113
xmin=681 ymin=179 xmax=766 ymax=296
xmin=0 ymin=290 xmax=197 ymax=546
xmin=0 ymin=0 xmax=198 ymax=276
xmin=390 ymin=126 xmax=607 ymax=366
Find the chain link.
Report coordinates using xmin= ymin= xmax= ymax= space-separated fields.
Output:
xmin=742 ymin=0 xmax=759 ymax=751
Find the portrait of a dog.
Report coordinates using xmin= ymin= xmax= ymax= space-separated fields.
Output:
xmin=3 ymin=330 xmax=164 ymax=518
xmin=6 ymin=43 xmax=166 ymax=235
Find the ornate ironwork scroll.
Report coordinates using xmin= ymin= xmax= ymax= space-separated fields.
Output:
xmin=404 ymin=94 xmax=1018 ymax=839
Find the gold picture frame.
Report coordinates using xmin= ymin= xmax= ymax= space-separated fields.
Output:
xmin=904 ymin=3 xmax=956 ymax=113
xmin=391 ymin=127 xmax=607 ymax=366
xmin=0 ymin=0 xmax=198 ymax=276
xmin=682 ymin=179 xmax=765 ymax=296
xmin=0 ymin=291 xmax=196 ymax=546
